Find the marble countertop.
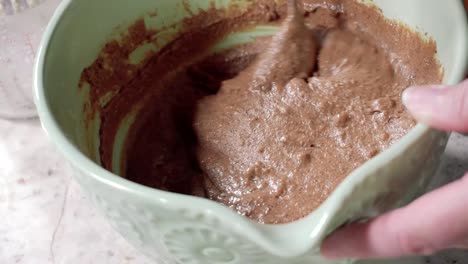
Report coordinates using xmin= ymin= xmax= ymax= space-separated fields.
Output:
xmin=0 ymin=119 xmax=152 ymax=264
xmin=1 ymin=118 xmax=468 ymax=264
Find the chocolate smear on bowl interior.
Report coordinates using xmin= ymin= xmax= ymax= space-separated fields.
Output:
xmin=80 ymin=0 xmax=442 ymax=224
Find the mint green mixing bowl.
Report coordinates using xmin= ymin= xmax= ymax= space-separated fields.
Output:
xmin=34 ymin=0 xmax=468 ymax=263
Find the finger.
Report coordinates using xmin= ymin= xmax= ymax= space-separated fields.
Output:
xmin=402 ymin=80 xmax=468 ymax=133
xmin=452 ymin=236 xmax=468 ymax=249
xmin=321 ymin=173 xmax=468 ymax=259
xmin=453 ymin=240 xmax=468 ymax=249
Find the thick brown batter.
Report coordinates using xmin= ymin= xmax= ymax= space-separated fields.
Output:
xmin=80 ymin=0 xmax=442 ymax=224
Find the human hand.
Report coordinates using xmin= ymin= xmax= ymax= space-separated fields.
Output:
xmin=321 ymin=79 xmax=468 ymax=259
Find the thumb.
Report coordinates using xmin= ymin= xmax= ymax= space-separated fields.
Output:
xmin=402 ymin=80 xmax=468 ymax=133
xmin=321 ymin=174 xmax=468 ymax=259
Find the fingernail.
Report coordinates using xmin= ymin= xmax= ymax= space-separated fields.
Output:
xmin=401 ymin=86 xmax=415 ymax=107
xmin=402 ymin=85 xmax=445 ymax=106
xmin=402 ymin=85 xmax=445 ymax=123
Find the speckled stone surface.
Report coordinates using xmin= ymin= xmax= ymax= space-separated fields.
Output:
xmin=0 ymin=119 xmax=152 ymax=264
xmin=0 ymin=120 xmax=467 ymax=264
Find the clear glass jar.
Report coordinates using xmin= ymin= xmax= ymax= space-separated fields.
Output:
xmin=0 ymin=0 xmax=61 ymax=120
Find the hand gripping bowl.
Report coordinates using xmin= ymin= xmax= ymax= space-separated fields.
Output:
xmin=34 ymin=0 xmax=468 ymax=263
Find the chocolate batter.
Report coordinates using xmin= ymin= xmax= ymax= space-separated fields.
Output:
xmin=80 ymin=0 xmax=442 ymax=224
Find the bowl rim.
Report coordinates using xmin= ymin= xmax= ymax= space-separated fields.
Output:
xmin=34 ymin=0 xmax=468 ymax=257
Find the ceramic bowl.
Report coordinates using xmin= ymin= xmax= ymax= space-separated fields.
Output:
xmin=34 ymin=0 xmax=468 ymax=263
